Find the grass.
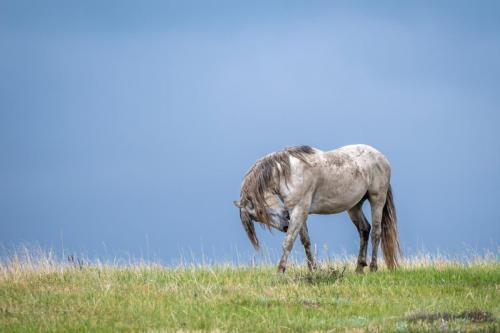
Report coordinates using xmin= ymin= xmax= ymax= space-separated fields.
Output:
xmin=0 ymin=250 xmax=499 ymax=332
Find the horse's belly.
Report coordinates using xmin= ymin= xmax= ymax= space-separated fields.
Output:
xmin=309 ymin=179 xmax=367 ymax=214
xmin=309 ymin=195 xmax=362 ymax=214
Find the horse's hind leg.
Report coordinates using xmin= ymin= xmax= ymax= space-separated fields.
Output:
xmin=299 ymin=222 xmax=316 ymax=271
xmin=368 ymin=191 xmax=387 ymax=272
xmin=348 ymin=201 xmax=371 ymax=273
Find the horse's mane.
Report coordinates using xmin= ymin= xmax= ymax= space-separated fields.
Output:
xmin=240 ymin=145 xmax=315 ymax=225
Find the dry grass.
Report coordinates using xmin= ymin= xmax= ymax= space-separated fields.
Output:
xmin=0 ymin=247 xmax=499 ymax=332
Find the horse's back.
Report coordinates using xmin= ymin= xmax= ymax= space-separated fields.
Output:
xmin=328 ymin=144 xmax=390 ymax=173
xmin=330 ymin=144 xmax=385 ymax=159
xmin=332 ymin=144 xmax=391 ymax=194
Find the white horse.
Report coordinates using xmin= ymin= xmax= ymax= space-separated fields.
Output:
xmin=234 ymin=144 xmax=401 ymax=273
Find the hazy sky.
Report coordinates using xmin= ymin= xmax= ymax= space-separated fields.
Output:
xmin=1 ymin=1 xmax=499 ymax=263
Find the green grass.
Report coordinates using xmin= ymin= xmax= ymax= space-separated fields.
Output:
xmin=0 ymin=253 xmax=499 ymax=332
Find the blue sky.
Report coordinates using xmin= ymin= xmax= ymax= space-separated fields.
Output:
xmin=1 ymin=1 xmax=499 ymax=263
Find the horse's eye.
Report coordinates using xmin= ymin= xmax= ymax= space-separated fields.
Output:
xmin=284 ymin=211 xmax=290 ymax=219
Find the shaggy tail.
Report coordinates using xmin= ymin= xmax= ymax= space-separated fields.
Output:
xmin=381 ymin=185 xmax=402 ymax=269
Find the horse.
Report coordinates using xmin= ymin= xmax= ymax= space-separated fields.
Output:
xmin=233 ymin=144 xmax=402 ymax=273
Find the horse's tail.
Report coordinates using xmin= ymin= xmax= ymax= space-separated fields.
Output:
xmin=240 ymin=209 xmax=260 ymax=250
xmin=381 ymin=184 xmax=402 ymax=269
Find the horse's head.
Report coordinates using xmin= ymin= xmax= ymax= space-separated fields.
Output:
xmin=233 ymin=194 xmax=290 ymax=249
xmin=235 ymin=147 xmax=314 ymax=249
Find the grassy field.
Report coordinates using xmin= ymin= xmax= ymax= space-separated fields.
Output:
xmin=0 ymin=252 xmax=498 ymax=332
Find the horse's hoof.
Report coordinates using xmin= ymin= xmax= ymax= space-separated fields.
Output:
xmin=307 ymin=261 xmax=317 ymax=272
xmin=277 ymin=266 xmax=286 ymax=274
xmin=355 ymin=266 xmax=365 ymax=274
xmin=369 ymin=263 xmax=378 ymax=272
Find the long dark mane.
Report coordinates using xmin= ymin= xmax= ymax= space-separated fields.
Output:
xmin=240 ymin=146 xmax=315 ymax=226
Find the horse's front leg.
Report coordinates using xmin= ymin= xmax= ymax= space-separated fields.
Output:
xmin=299 ymin=222 xmax=317 ymax=272
xmin=277 ymin=203 xmax=309 ymax=273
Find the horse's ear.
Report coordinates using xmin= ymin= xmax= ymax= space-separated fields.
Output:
xmin=233 ymin=200 xmax=241 ymax=208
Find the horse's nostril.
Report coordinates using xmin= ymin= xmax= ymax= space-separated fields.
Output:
xmin=283 ymin=226 xmax=288 ymax=232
